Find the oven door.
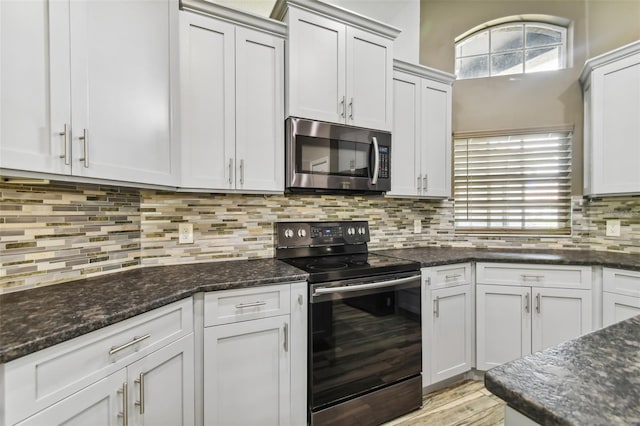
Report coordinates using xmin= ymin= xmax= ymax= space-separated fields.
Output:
xmin=286 ymin=117 xmax=391 ymax=192
xmin=309 ymin=272 xmax=421 ymax=414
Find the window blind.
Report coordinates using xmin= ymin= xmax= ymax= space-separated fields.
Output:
xmin=454 ymin=130 xmax=572 ymax=234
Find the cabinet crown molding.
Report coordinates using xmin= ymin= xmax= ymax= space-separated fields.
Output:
xmin=580 ymin=39 xmax=640 ymax=85
xmin=181 ymin=0 xmax=286 ymax=36
xmin=393 ymin=59 xmax=456 ymax=85
xmin=270 ymin=0 xmax=401 ymax=40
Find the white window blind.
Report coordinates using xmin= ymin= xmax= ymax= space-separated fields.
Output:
xmin=454 ymin=130 xmax=572 ymax=234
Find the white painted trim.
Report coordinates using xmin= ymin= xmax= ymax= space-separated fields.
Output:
xmin=393 ymin=59 xmax=455 ymax=85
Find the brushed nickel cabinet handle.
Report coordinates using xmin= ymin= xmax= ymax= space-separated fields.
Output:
xmin=423 ymin=175 xmax=428 ymax=192
xmin=348 ymin=97 xmax=354 ymax=119
xmin=445 ymin=273 xmax=462 ymax=281
xmin=118 ymin=382 xmax=128 ymax=426
xmin=434 ymin=296 xmax=440 ymax=318
xmin=135 ymin=373 xmax=145 ymax=414
xmin=283 ymin=322 xmax=289 ymax=352
xmin=109 ymin=334 xmax=151 ymax=356
xmin=239 ymin=159 xmax=244 ymax=185
xmin=521 ymin=274 xmax=544 ymax=282
xmin=228 ymin=158 xmax=233 ymax=185
xmin=78 ymin=128 xmax=89 ymax=168
xmin=525 ymin=293 xmax=530 ymax=313
xmin=340 ymin=96 xmax=346 ymax=118
xmin=235 ymin=301 xmax=267 ymax=309
xmin=298 ymin=294 xmax=303 ymax=305
xmin=58 ymin=124 xmax=69 ymax=165
xmin=536 ymin=293 xmax=541 ymax=313
xmin=417 ymin=175 xmax=422 ymax=193
xmin=426 ymin=277 xmax=431 ymax=286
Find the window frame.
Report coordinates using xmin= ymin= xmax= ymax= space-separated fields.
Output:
xmin=455 ymin=20 xmax=568 ymax=79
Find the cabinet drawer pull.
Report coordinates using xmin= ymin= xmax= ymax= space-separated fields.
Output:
xmin=109 ymin=334 xmax=151 ymax=355
xmin=525 ymin=293 xmax=530 ymax=313
xmin=445 ymin=273 xmax=462 ymax=281
xmin=135 ymin=372 xmax=145 ymax=414
xmin=78 ymin=128 xmax=89 ymax=168
xmin=118 ymin=382 xmax=128 ymax=426
xmin=58 ymin=124 xmax=70 ymax=165
xmin=235 ymin=301 xmax=267 ymax=309
xmin=298 ymin=294 xmax=303 ymax=305
xmin=434 ymin=296 xmax=440 ymax=318
xmin=535 ymin=293 xmax=541 ymax=313
xmin=521 ymin=274 xmax=544 ymax=282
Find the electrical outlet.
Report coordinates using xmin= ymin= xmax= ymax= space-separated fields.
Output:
xmin=178 ymin=223 xmax=194 ymax=244
xmin=606 ymin=219 xmax=621 ymax=237
xmin=413 ymin=219 xmax=422 ymax=234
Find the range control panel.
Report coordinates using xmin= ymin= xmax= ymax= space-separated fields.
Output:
xmin=276 ymin=221 xmax=370 ymax=248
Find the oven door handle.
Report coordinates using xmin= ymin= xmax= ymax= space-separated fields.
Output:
xmin=370 ymin=136 xmax=380 ymax=185
xmin=313 ymin=275 xmax=417 ymax=295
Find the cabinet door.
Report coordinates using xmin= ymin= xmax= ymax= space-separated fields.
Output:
xmin=421 ymin=79 xmax=452 ymax=197
xmin=69 ymin=0 xmax=177 ymax=185
xmin=289 ymin=282 xmax=308 ymax=426
xmin=426 ymin=285 xmax=472 ymax=385
xmin=603 ymin=292 xmax=640 ymax=327
xmin=346 ymin=27 xmax=392 ymax=131
xmin=179 ymin=12 xmax=236 ymax=189
xmin=235 ymin=27 xmax=284 ymax=192
xmin=16 ymin=369 xmax=127 ymax=426
xmin=128 ymin=335 xmax=195 ymax=426
xmin=0 ymin=0 xmax=71 ymax=175
xmin=287 ymin=7 xmax=345 ymax=125
xmin=531 ymin=288 xmax=592 ymax=352
xmin=590 ymin=51 xmax=640 ymax=195
xmin=476 ymin=285 xmax=531 ymax=371
xmin=204 ymin=316 xmax=290 ymax=426
xmin=389 ymin=71 xmax=421 ymax=196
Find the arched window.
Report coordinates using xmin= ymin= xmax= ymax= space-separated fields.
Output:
xmin=455 ymin=19 xmax=569 ymax=79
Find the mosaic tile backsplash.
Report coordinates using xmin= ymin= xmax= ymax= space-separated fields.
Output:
xmin=1 ymin=181 xmax=639 ymax=292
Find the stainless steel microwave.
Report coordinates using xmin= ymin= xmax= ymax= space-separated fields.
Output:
xmin=285 ymin=117 xmax=391 ymax=193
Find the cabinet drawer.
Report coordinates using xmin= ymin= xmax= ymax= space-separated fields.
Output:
xmin=603 ymin=268 xmax=640 ymax=297
xmin=476 ymin=263 xmax=592 ymax=289
xmin=422 ymin=263 xmax=472 ymax=289
xmin=205 ymin=284 xmax=291 ymax=326
xmin=3 ymin=298 xmax=193 ymax=426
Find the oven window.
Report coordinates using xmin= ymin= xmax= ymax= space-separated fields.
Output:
xmin=296 ymin=135 xmax=370 ymax=177
xmin=310 ymin=283 xmax=421 ymax=411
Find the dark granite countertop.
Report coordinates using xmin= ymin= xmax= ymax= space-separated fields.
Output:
xmin=374 ymin=247 xmax=640 ymax=272
xmin=1 ymin=247 xmax=639 ymax=365
xmin=0 ymin=259 xmax=307 ymax=363
xmin=485 ymin=315 xmax=640 ymax=425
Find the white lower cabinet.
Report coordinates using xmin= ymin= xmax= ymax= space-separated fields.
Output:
xmin=16 ymin=335 xmax=194 ymax=426
xmin=602 ymin=268 xmax=640 ymax=327
xmin=476 ymin=263 xmax=593 ymax=371
xmin=202 ymin=282 xmax=307 ymax=426
xmin=422 ymin=264 xmax=473 ymax=387
xmin=4 ymin=299 xmax=195 ymax=426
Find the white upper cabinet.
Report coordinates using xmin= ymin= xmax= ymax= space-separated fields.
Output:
xmin=273 ymin=0 xmax=398 ymax=131
xmin=1 ymin=0 xmax=179 ymax=186
xmin=389 ymin=61 xmax=454 ymax=198
xmin=581 ymin=40 xmax=640 ymax=196
xmin=179 ymin=3 xmax=284 ymax=192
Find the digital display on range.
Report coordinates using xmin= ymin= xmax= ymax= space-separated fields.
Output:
xmin=311 ymin=226 xmax=342 ymax=238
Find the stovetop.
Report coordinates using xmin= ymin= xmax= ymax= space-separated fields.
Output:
xmin=275 ymin=221 xmax=420 ymax=283
xmin=281 ymin=252 xmax=420 ymax=283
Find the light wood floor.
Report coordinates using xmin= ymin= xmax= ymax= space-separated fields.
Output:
xmin=383 ymin=380 xmax=505 ymax=426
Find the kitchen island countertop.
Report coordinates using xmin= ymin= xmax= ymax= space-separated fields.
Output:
xmin=484 ymin=314 xmax=640 ymax=425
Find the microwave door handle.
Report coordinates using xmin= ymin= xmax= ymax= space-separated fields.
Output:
xmin=371 ymin=136 xmax=380 ymax=185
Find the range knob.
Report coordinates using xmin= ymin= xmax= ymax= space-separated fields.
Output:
xmin=358 ymin=227 xmax=366 ymax=235
xmin=297 ymin=229 xmax=307 ymax=238
xmin=347 ymin=227 xmax=356 ymax=236
xmin=284 ymin=229 xmax=294 ymax=238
